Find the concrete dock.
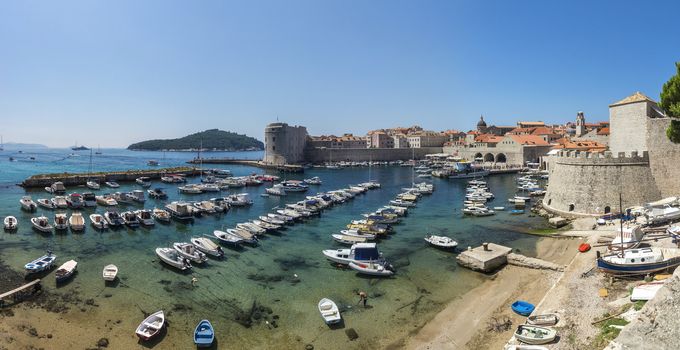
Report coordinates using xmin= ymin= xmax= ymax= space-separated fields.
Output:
xmin=456 ymin=243 xmax=513 ymax=272
xmin=187 ymin=158 xmax=304 ymax=173
xmin=21 ymin=167 xmax=201 ymax=188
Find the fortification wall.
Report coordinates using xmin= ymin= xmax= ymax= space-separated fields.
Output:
xmin=444 ymin=144 xmax=551 ymax=165
xmin=263 ymin=123 xmax=308 ymax=165
xmin=543 ymin=151 xmax=660 ymax=216
xmin=304 ymin=147 xmax=442 ymax=163
xmin=609 ymin=102 xmax=648 ymax=154
xmin=646 ymin=117 xmax=680 ymax=197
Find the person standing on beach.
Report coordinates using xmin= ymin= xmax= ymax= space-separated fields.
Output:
xmin=358 ymin=291 xmax=368 ymax=307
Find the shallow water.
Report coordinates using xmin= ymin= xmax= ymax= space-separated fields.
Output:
xmin=0 ymin=148 xmax=547 ymax=349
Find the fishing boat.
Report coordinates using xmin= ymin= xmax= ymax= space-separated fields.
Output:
xmin=96 ymin=194 xmax=118 ymax=206
xmin=54 ymin=213 xmax=68 ymax=231
xmin=596 ymin=248 xmax=680 ymax=275
xmin=121 ymin=211 xmax=140 ymax=227
xmin=630 ymin=281 xmax=665 ymax=301
xmin=513 ymin=325 xmax=557 ymax=345
xmin=173 ymin=242 xmax=208 ymax=264
xmin=424 ymin=235 xmax=458 ymax=249
xmin=134 ymin=209 xmax=155 ymax=226
xmin=82 ymin=192 xmax=97 ymax=207
xmin=526 ymin=313 xmax=559 ymax=326
xmin=165 ymin=202 xmax=196 ymax=221
xmin=67 ymin=193 xmax=84 ymax=209
xmin=194 ymin=319 xmax=215 ymax=347
xmin=225 ymin=228 xmax=258 ymax=245
xmin=191 ymin=237 xmax=225 ymax=258
xmin=348 ymin=260 xmax=395 ymax=276
xmin=69 ymin=212 xmax=85 ymax=231
xmin=86 ymin=180 xmax=100 ymax=190
xmin=104 ymin=211 xmax=125 ymax=227
xmin=152 ymin=208 xmax=171 ymax=223
xmin=318 ymin=298 xmax=341 ymax=325
xmin=147 ymin=188 xmax=168 ymax=199
xmin=90 ymin=214 xmax=108 ymax=230
xmin=511 ymin=300 xmax=535 ymax=316
xmin=155 ymin=247 xmax=192 ymax=270
xmin=31 ymin=216 xmax=53 ymax=233
xmin=55 ymin=260 xmax=78 ymax=283
xmin=51 ymin=196 xmax=68 ymax=209
xmin=331 ymin=233 xmax=368 ymax=245
xmin=105 ymin=181 xmax=120 ymax=188
xmin=102 ymin=264 xmax=118 ymax=281
xmin=25 ymin=252 xmax=57 ymax=274
xmin=135 ymin=310 xmax=165 ymax=341
xmin=4 ymin=216 xmax=17 ymax=231
xmin=36 ymin=198 xmax=55 ymax=209
xmin=20 ymin=196 xmax=37 ymax=211
xmin=136 ymin=176 xmax=152 ymax=187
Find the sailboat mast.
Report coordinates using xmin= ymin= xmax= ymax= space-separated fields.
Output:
xmin=619 ymin=192 xmax=624 ymax=253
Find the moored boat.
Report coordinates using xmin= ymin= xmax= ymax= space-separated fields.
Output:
xmin=155 ymin=247 xmax=192 ymax=270
xmin=37 ymin=198 xmax=55 ymax=209
xmin=526 ymin=313 xmax=559 ymax=326
xmin=135 ymin=310 xmax=165 ymax=341
xmin=25 ymin=251 xmax=57 ymax=274
xmin=348 ymin=260 xmax=395 ymax=276
xmin=4 ymin=216 xmax=17 ymax=231
xmin=148 ymin=188 xmax=168 ymax=199
xmin=191 ymin=237 xmax=225 ymax=258
xmin=173 ymin=242 xmax=208 ymax=264
xmin=424 ymin=235 xmax=458 ymax=249
xmin=55 ymin=259 xmax=78 ymax=283
xmin=31 ymin=216 xmax=53 ymax=233
xmin=105 ymin=181 xmax=120 ymax=188
xmin=596 ymin=248 xmax=680 ymax=275
xmin=318 ymin=298 xmax=341 ymax=325
xmin=20 ymin=196 xmax=37 ymax=211
xmin=152 ymin=208 xmax=171 ymax=223
xmin=332 ymin=233 xmax=367 ymax=245
xmin=104 ymin=210 xmax=125 ymax=227
xmin=102 ymin=264 xmax=118 ymax=281
xmin=134 ymin=209 xmax=155 ymax=226
xmin=513 ymin=325 xmax=557 ymax=345
xmin=51 ymin=196 xmax=68 ymax=209
xmin=90 ymin=213 xmax=108 ymax=230
xmin=69 ymin=212 xmax=85 ymax=231
xmin=54 ymin=213 xmax=68 ymax=231
xmin=136 ymin=176 xmax=152 ymax=187
xmin=121 ymin=211 xmax=140 ymax=227
xmin=194 ymin=319 xmax=214 ymax=347
xmin=96 ymin=194 xmax=118 ymax=206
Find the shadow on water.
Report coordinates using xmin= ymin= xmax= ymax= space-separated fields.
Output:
xmin=104 ymin=278 xmax=120 ymax=288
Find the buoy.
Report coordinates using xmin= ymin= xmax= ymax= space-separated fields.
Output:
xmin=578 ymin=243 xmax=591 ymax=253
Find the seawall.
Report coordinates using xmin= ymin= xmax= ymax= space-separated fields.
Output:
xmin=21 ymin=167 xmax=201 ymax=188
xmin=303 ymin=147 xmax=443 ymax=163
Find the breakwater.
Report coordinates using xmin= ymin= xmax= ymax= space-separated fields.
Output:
xmin=20 ymin=166 xmax=200 ymax=188
xmin=187 ymin=158 xmax=304 ymax=173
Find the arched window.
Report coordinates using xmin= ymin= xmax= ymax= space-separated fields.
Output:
xmin=547 ymin=199 xmax=552 ymax=206
xmin=604 ymin=206 xmax=611 ymax=214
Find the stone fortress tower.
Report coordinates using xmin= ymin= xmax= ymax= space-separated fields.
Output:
xmin=262 ymin=122 xmax=309 ymax=165
xmin=543 ymin=92 xmax=678 ymax=216
xmin=575 ymin=111 xmax=586 ymax=137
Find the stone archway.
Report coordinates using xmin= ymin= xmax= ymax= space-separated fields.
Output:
xmin=495 ymin=153 xmax=507 ymax=163
xmin=484 ymin=153 xmax=495 ymax=162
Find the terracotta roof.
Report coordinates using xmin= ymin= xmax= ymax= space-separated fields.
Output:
xmin=517 ymin=121 xmax=545 ymax=126
xmin=507 ymin=134 xmax=550 ymax=146
xmin=597 ymin=127 xmax=610 ymax=135
xmin=475 ymin=135 xmax=504 ymax=143
xmin=553 ymin=140 xmax=606 ymax=151
xmin=610 ymin=91 xmax=656 ymax=107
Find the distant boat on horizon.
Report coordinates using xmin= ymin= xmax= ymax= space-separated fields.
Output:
xmin=72 ymin=141 xmax=90 ymax=151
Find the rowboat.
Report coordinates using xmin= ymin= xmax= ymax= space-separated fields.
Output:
xmin=102 ymin=264 xmax=118 ymax=281
xmin=55 ymin=260 xmax=78 ymax=283
xmin=25 ymin=252 xmax=57 ymax=274
xmin=31 ymin=216 xmax=53 ymax=233
xmin=526 ymin=313 xmax=559 ymax=326
xmin=193 ymin=319 xmax=215 ymax=347
xmin=348 ymin=261 xmax=395 ymax=276
xmin=511 ymin=301 xmax=535 ymax=316
xmin=191 ymin=237 xmax=225 ymax=258
xmin=513 ymin=325 xmax=557 ymax=345
xmin=424 ymin=235 xmax=458 ymax=249
xmin=135 ymin=310 xmax=165 ymax=341
xmin=173 ymin=242 xmax=208 ymax=264
xmin=318 ymin=298 xmax=341 ymax=325
xmin=89 ymin=214 xmax=108 ymax=230
xmin=4 ymin=216 xmax=17 ymax=231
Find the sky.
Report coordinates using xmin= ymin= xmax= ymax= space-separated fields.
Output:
xmin=1 ymin=0 xmax=679 ymax=147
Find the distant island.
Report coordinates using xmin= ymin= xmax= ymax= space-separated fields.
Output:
xmin=127 ymin=129 xmax=264 ymax=152
xmin=3 ymin=142 xmax=48 ymax=150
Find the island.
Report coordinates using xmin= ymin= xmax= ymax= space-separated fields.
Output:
xmin=127 ymin=129 xmax=264 ymax=152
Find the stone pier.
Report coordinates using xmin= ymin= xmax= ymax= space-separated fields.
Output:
xmin=456 ymin=243 xmax=512 ymax=272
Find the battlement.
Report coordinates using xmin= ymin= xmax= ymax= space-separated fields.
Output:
xmin=550 ymin=150 xmax=649 ymax=166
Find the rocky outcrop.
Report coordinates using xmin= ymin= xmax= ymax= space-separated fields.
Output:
xmin=507 ymin=253 xmax=565 ymax=272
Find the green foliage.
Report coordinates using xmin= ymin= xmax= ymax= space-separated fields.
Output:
xmin=632 ymin=300 xmax=646 ymax=311
xmin=666 ymin=120 xmax=680 ymax=143
xmin=662 ymin=62 xmax=680 ymax=142
xmin=592 ymin=317 xmax=629 ymax=349
xmin=127 ymin=129 xmax=263 ymax=151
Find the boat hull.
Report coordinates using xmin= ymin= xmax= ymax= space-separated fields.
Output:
xmin=596 ymin=256 xmax=680 ymax=275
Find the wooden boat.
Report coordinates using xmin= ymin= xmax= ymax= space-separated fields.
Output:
xmin=54 ymin=213 xmax=68 ymax=231
xmin=578 ymin=243 xmax=591 ymax=253
xmin=89 ymin=214 xmax=108 ymax=230
xmin=215 ymin=229 xmax=249 ymax=246
xmin=630 ymin=281 xmax=665 ymax=301
xmin=31 ymin=216 xmax=53 ymax=233
xmin=348 ymin=261 xmax=395 ymax=276
xmin=193 ymin=319 xmax=215 ymax=347
xmin=514 ymin=325 xmax=557 ymax=345
xmin=4 ymin=216 xmax=17 ymax=231
xmin=102 ymin=264 xmax=118 ymax=281
xmin=526 ymin=313 xmax=559 ymax=326
xmin=69 ymin=212 xmax=85 ymax=231
xmin=55 ymin=260 xmax=78 ymax=283
xmin=155 ymin=247 xmax=192 ymax=270
xmin=25 ymin=252 xmax=57 ymax=274
xmin=36 ymin=198 xmax=55 ymax=209
xmin=596 ymin=248 xmax=680 ymax=275
xmin=332 ymin=233 xmax=367 ymax=245
xmin=191 ymin=237 xmax=224 ymax=258
xmin=512 ymin=301 xmax=535 ymax=316
xmin=173 ymin=242 xmax=208 ymax=264
xmin=20 ymin=196 xmax=37 ymax=211
xmin=318 ymin=298 xmax=341 ymax=325
xmin=424 ymin=235 xmax=458 ymax=249
xmin=152 ymin=208 xmax=171 ymax=223
xmin=135 ymin=310 xmax=165 ymax=341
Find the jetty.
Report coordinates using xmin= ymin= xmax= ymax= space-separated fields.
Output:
xmin=21 ymin=167 xmax=201 ymax=188
xmin=187 ymin=158 xmax=304 ymax=173
xmin=0 ymin=279 xmax=41 ymax=306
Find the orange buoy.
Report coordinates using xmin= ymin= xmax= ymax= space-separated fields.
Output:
xmin=578 ymin=243 xmax=591 ymax=253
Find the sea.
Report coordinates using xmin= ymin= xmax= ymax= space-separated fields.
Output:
xmin=0 ymin=148 xmax=549 ymax=349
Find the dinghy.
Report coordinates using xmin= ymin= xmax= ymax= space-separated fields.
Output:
xmin=55 ymin=260 xmax=78 ymax=283
xmin=155 ymin=247 xmax=192 ymax=270
xmin=4 ymin=216 xmax=17 ymax=231
xmin=318 ymin=298 xmax=341 ymax=325
xmin=348 ymin=261 xmax=395 ymax=276
xmin=191 ymin=237 xmax=225 ymax=258
xmin=31 ymin=216 xmax=53 ymax=233
xmin=90 ymin=214 xmax=108 ymax=230
xmin=214 ymin=229 xmax=248 ymax=246
xmin=193 ymin=319 xmax=215 ymax=347
xmin=152 ymin=208 xmax=171 ymax=223
xmin=135 ymin=310 xmax=165 ymax=341
xmin=513 ymin=325 xmax=557 ymax=345
xmin=578 ymin=243 xmax=591 ymax=253
xmin=424 ymin=235 xmax=458 ymax=249
xmin=25 ymin=252 xmax=57 ymax=274
xmin=511 ymin=301 xmax=535 ymax=316
xmin=526 ymin=313 xmax=559 ymax=326
xmin=173 ymin=242 xmax=208 ymax=264
xmin=69 ymin=212 xmax=85 ymax=231
xmin=102 ymin=264 xmax=118 ymax=281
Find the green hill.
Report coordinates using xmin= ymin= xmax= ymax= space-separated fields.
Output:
xmin=127 ymin=129 xmax=263 ymax=151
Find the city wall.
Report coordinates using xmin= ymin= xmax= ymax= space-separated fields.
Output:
xmin=304 ymin=147 xmax=442 ymax=163
xmin=646 ymin=117 xmax=680 ymax=198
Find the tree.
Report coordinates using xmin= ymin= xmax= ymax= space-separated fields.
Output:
xmin=662 ymin=62 xmax=680 ymax=142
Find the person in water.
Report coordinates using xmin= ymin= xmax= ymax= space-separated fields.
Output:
xmin=357 ymin=291 xmax=368 ymax=307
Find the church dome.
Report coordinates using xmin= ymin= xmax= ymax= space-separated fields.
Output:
xmin=477 ymin=116 xmax=487 ymax=128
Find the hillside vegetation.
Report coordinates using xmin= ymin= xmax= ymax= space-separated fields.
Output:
xmin=127 ymin=129 xmax=263 ymax=151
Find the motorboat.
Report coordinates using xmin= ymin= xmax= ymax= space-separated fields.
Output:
xmin=136 ymin=176 xmax=152 ymax=187
xmin=424 ymin=235 xmax=458 ymax=249
xmin=67 ymin=193 xmax=84 ymax=209
xmin=31 ymin=216 xmax=53 ymax=233
xmin=135 ymin=310 xmax=166 ymax=341
xmin=54 ymin=213 xmax=68 ymax=231
xmin=213 ymin=229 xmax=247 ymax=246
xmin=134 ymin=209 xmax=155 ymax=226
xmin=20 ymin=196 xmax=37 ymax=211
xmin=122 ymin=211 xmax=140 ymax=227
xmin=51 ymin=196 xmax=68 ymax=209
xmin=148 ymin=160 xmax=159 ymax=166
xmin=277 ymin=209 xmax=302 ymax=220
xmin=104 ymin=211 xmax=125 ymax=227
xmin=340 ymin=229 xmax=376 ymax=240
xmin=348 ymin=260 xmax=395 ymax=276
xmin=179 ymin=184 xmax=203 ymax=194
xmin=102 ymin=264 xmax=118 ymax=281
xmin=25 ymin=252 xmax=57 ymax=274
xmin=173 ymin=242 xmax=208 ymax=264
xmin=226 ymin=228 xmax=258 ymax=245
xmin=37 ymin=198 xmax=55 ymax=209
xmin=527 ymin=313 xmax=559 ymax=326
xmin=193 ymin=201 xmax=218 ymax=215
xmin=90 ymin=213 xmax=108 ymax=230
xmin=389 ymin=199 xmax=415 ymax=207
xmin=259 ymin=215 xmax=285 ymax=226
xmin=646 ymin=205 xmax=680 ymax=225
xmin=191 ymin=237 xmax=225 ymax=258
xmin=152 ymin=208 xmax=171 ymax=223
xmin=82 ymin=192 xmax=97 ymax=207
xmin=197 ymin=183 xmax=220 ymax=192
xmin=225 ymin=193 xmax=253 ymax=206
xmin=156 ymin=247 xmax=192 ymax=270
xmin=281 ymin=180 xmax=309 ymax=192
xmin=596 ymin=248 xmax=680 ymax=275
xmin=472 ymin=208 xmax=496 ymax=217
xmin=332 ymin=233 xmax=368 ymax=245
xmin=237 ymin=222 xmax=266 ymax=236
xmin=147 ymin=188 xmax=168 ymax=199
xmin=268 ymin=213 xmax=294 ymax=224
xmin=130 ymin=190 xmax=146 ymax=203
xmin=45 ymin=182 xmax=66 ymax=194
xmin=105 ymin=181 xmax=120 ymax=188
xmin=86 ymin=180 xmax=100 ymax=190
xmin=165 ymin=202 xmax=196 ymax=221
xmin=96 ymin=194 xmax=118 ymax=206
xmin=69 ymin=212 xmax=85 ymax=231
xmin=194 ymin=319 xmax=215 ymax=348
xmin=304 ymin=177 xmax=322 ymax=185
xmin=513 ymin=325 xmax=557 ymax=345
xmin=4 ymin=216 xmax=17 ymax=231
xmin=318 ymin=298 xmax=341 ymax=325
xmin=252 ymin=220 xmax=280 ymax=231
xmin=266 ymin=184 xmax=287 ymax=196
xmin=322 ymin=242 xmax=384 ymax=265
xmin=55 ymin=260 xmax=78 ymax=283
xmin=113 ymin=192 xmax=134 ymax=204
xmin=210 ymin=197 xmax=230 ymax=213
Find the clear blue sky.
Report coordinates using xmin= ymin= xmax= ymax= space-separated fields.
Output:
xmin=1 ymin=0 xmax=679 ymax=147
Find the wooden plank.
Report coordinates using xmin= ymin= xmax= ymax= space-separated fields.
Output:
xmin=0 ymin=279 xmax=41 ymax=300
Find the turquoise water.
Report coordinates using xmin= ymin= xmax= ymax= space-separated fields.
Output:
xmin=0 ymin=148 xmax=547 ymax=349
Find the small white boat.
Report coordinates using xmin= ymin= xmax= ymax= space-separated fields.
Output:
xmin=121 ymin=211 xmax=140 ymax=227
xmin=348 ymin=261 xmax=395 ymax=276
xmin=105 ymin=181 xmax=120 ymax=188
xmin=259 ymin=216 xmax=285 ymax=226
xmin=318 ymin=298 xmax=341 ymax=325
xmin=136 ymin=177 xmax=152 ymax=187
xmin=526 ymin=313 xmax=559 ymax=326
xmin=266 ymin=184 xmax=287 ymax=196
xmin=69 ymin=212 xmax=85 ymax=231
xmin=45 ymin=181 xmax=66 ymax=194
xmin=54 ymin=213 xmax=69 ymax=230
xmin=179 ymin=184 xmax=203 ymax=194
xmin=332 ymin=233 xmax=367 ymax=245
xmin=493 ymin=206 xmax=506 ymax=211
xmin=102 ymin=264 xmax=118 ymax=281
xmin=96 ymin=194 xmax=118 ymax=206
xmin=130 ymin=190 xmax=146 ymax=203
xmin=86 ymin=180 xmax=100 ymax=190
xmin=90 ymin=214 xmax=108 ymax=230
xmin=630 ymin=281 xmax=665 ymax=301
xmin=237 ymin=222 xmax=266 ymax=235
xmin=340 ymin=229 xmax=376 ymax=240
xmin=55 ymin=259 xmax=78 ymax=283
xmin=104 ymin=211 xmax=125 ymax=227
xmin=31 ymin=216 xmax=53 ymax=233
xmin=513 ymin=325 xmax=557 ymax=345
xmin=191 ymin=237 xmax=224 ymax=258
xmin=424 ymin=235 xmax=458 ymax=249
xmin=135 ymin=310 xmax=165 ymax=341
xmin=20 ymin=196 xmax=37 ymax=211
xmin=134 ymin=209 xmax=155 ymax=226
xmin=156 ymin=247 xmax=192 ymax=270
xmin=4 ymin=216 xmax=18 ymax=231
xmin=37 ymin=198 xmax=55 ymax=209
xmin=173 ymin=242 xmax=208 ymax=264
xmin=51 ymin=196 xmax=68 ymax=209
xmin=152 ymin=208 xmax=171 ymax=223
xmin=226 ymin=228 xmax=258 ymax=245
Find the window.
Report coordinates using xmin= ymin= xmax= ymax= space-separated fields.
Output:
xmin=604 ymin=206 xmax=611 ymax=214
xmin=273 ymin=137 xmax=276 ymax=142
xmin=569 ymin=204 xmax=575 ymax=211
xmin=272 ymin=146 xmax=276 ymax=151
xmin=547 ymin=199 xmax=552 ymax=205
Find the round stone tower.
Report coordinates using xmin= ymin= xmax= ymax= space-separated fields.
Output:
xmin=263 ymin=122 xmax=308 ymax=165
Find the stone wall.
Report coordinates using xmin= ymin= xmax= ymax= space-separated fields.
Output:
xmin=263 ymin=123 xmax=308 ymax=165
xmin=646 ymin=117 xmax=680 ymax=198
xmin=304 ymin=147 xmax=442 ymax=163
xmin=542 ymin=151 xmax=660 ymax=216
xmin=609 ymin=102 xmax=648 ymax=154
xmin=443 ymin=144 xmax=552 ymax=166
